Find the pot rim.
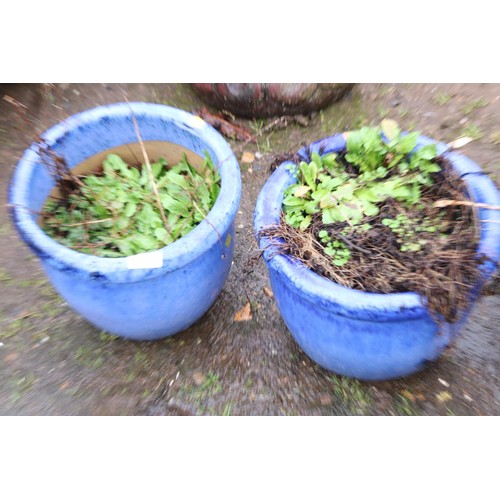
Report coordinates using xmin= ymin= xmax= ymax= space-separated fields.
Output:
xmin=9 ymin=102 xmax=241 ymax=283
xmin=254 ymin=132 xmax=500 ymax=319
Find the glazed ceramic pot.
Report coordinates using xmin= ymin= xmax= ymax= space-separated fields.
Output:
xmin=254 ymin=133 xmax=500 ymax=380
xmin=9 ymin=103 xmax=241 ymax=340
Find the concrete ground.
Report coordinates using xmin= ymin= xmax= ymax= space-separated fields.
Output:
xmin=0 ymin=83 xmax=498 ymax=415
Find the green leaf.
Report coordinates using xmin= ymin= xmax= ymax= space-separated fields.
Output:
xmin=151 ymin=161 xmax=164 ymax=178
xmin=283 ymin=194 xmax=307 ymax=208
xmin=132 ymin=234 xmax=159 ymax=252
xmin=324 ymin=245 xmax=337 ymax=256
xmin=415 ymin=144 xmax=437 ymax=160
xmin=322 ymin=207 xmax=342 ymax=224
xmin=319 ymin=193 xmax=338 ymax=209
xmin=299 ymin=215 xmax=312 ymax=231
xmin=165 ymin=172 xmax=190 ymax=189
xmin=103 ymin=154 xmax=128 ymax=176
xmin=300 ymin=161 xmax=318 ymax=188
xmin=360 ymin=200 xmax=379 ymax=217
xmin=154 ymin=227 xmax=168 ymax=242
xmin=285 ymin=211 xmax=303 ymax=228
xmin=395 ymin=132 xmax=419 ymax=154
xmin=124 ymin=202 xmax=137 ymax=217
xmin=334 ymin=182 xmax=355 ymax=200
xmin=322 ymin=153 xmax=338 ymax=170
xmin=310 ymin=152 xmax=323 ymax=170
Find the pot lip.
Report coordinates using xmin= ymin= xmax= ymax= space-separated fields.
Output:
xmin=9 ymin=102 xmax=241 ymax=283
xmin=254 ymin=132 xmax=500 ymax=317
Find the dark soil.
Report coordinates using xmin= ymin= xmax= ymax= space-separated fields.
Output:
xmin=0 ymin=83 xmax=498 ymax=416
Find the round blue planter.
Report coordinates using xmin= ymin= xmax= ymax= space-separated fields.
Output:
xmin=9 ymin=103 xmax=241 ymax=340
xmin=254 ymin=133 xmax=500 ymax=380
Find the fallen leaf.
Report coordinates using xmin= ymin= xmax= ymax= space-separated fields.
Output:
xmin=234 ymin=302 xmax=252 ymax=322
xmin=197 ymin=108 xmax=255 ymax=142
xmin=294 ymin=185 xmax=311 ymax=198
xmin=436 ymin=391 xmax=453 ymax=404
xmin=263 ymin=286 xmax=274 ymax=298
xmin=59 ymin=381 xmax=70 ymax=390
xmin=448 ymin=136 xmax=474 ymax=149
xmin=192 ymin=372 xmax=205 ymax=386
xmin=400 ymin=389 xmax=416 ymax=403
xmin=381 ymin=118 xmax=400 ymax=140
xmin=241 ymin=151 xmax=255 ymax=164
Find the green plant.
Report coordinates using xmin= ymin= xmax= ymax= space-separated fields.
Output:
xmin=330 ymin=375 xmax=372 ymax=414
xmin=461 ymin=124 xmax=483 ymax=139
xmin=318 ymin=230 xmax=351 ymax=266
xmin=282 ymin=121 xmax=442 ymax=265
xmin=461 ymin=98 xmax=488 ymax=115
xmin=433 ymin=92 xmax=452 ymax=105
xmin=42 ymin=153 xmax=220 ymax=257
xmin=260 ymin=120 xmax=482 ymax=323
xmin=382 ymin=213 xmax=444 ymax=253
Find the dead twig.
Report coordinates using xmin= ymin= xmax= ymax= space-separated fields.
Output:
xmin=434 ymin=199 xmax=500 ymax=210
xmin=122 ymin=92 xmax=171 ymax=234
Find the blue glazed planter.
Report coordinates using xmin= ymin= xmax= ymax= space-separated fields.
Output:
xmin=9 ymin=103 xmax=241 ymax=340
xmin=254 ymin=133 xmax=500 ymax=380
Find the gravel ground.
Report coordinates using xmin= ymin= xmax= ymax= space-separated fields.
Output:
xmin=0 ymin=83 xmax=498 ymax=416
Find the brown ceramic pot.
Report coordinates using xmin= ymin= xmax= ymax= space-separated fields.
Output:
xmin=191 ymin=83 xmax=356 ymax=118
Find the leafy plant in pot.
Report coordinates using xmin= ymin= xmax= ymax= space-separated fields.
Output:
xmin=9 ymin=103 xmax=241 ymax=340
xmin=254 ymin=121 xmax=500 ymax=381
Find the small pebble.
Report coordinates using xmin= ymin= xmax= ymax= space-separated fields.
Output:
xmin=463 ymin=394 xmax=473 ymax=403
xmin=436 ymin=391 xmax=453 ymax=403
xmin=320 ymin=394 xmax=332 ymax=406
xmin=438 ymin=378 xmax=450 ymax=388
xmin=255 ymin=152 xmax=262 ymax=159
xmin=0 ymin=342 xmax=4 ymax=347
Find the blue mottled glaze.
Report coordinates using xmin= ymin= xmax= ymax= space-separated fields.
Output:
xmin=9 ymin=103 xmax=241 ymax=340
xmin=254 ymin=134 xmax=500 ymax=380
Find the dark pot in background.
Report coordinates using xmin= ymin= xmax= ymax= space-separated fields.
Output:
xmin=191 ymin=83 xmax=356 ymax=118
